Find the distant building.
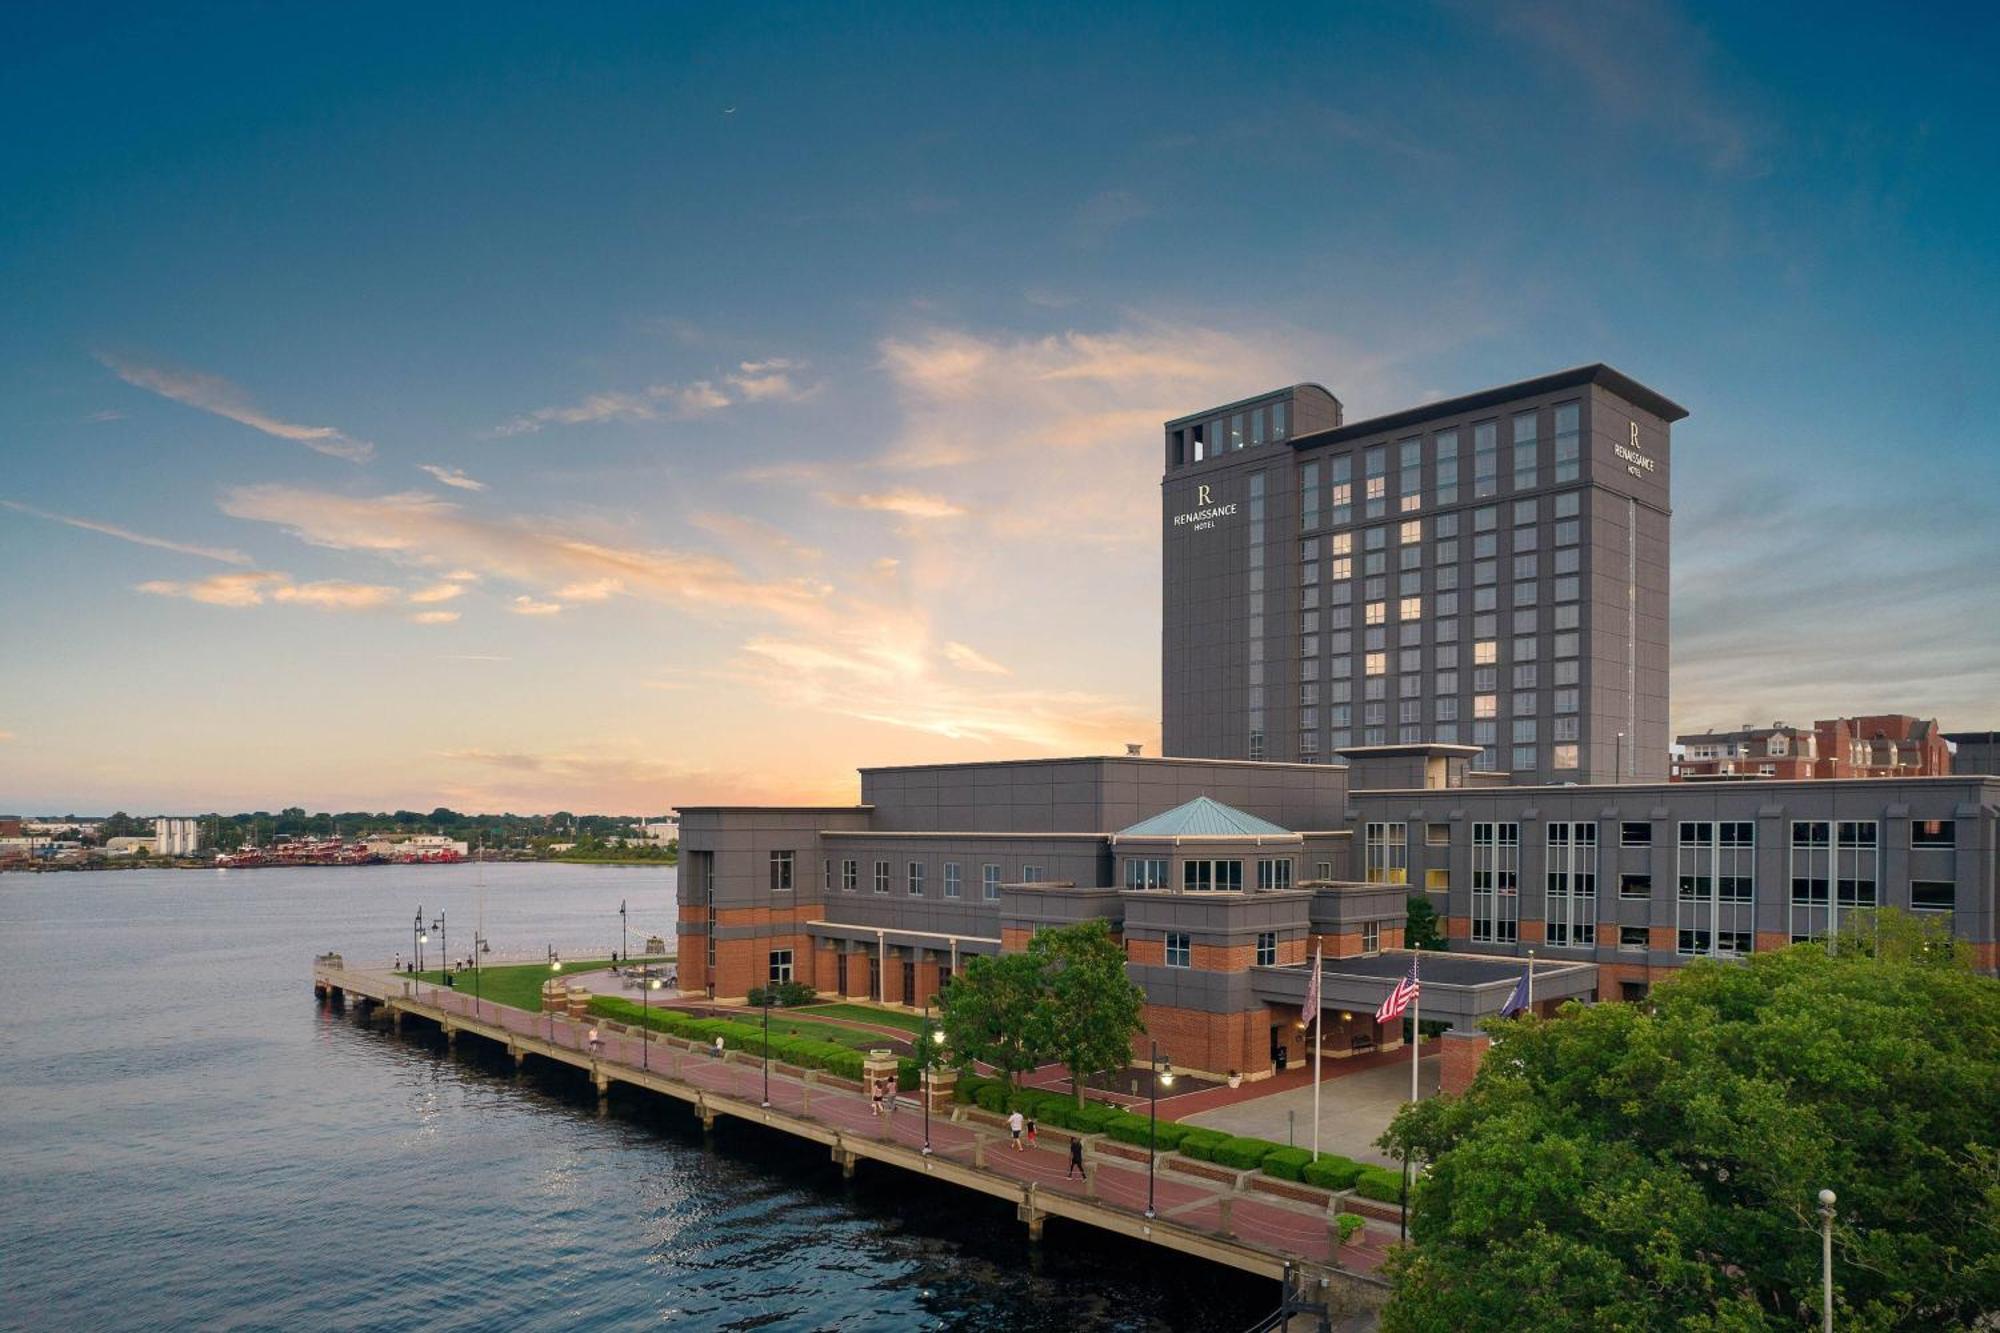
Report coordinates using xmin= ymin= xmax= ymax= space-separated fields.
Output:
xmin=0 ymin=817 xmax=21 ymax=839
xmin=1673 ymin=715 xmax=1950 ymax=781
xmin=1945 ymin=731 xmax=2000 ymax=777
xmin=363 ymin=834 xmax=468 ymax=859
xmin=105 ymin=836 xmax=155 ymax=856
xmin=154 ymin=817 xmax=201 ymax=856
xmin=639 ymin=819 xmax=680 ymax=844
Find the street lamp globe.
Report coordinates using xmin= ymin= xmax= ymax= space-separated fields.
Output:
xmin=1818 ymin=1188 xmax=1836 ymax=1207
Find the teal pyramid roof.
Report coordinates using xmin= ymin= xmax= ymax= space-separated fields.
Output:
xmin=1118 ymin=796 xmax=1292 ymax=838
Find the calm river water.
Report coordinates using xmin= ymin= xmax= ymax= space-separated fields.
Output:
xmin=0 ymin=863 xmax=1269 ymax=1331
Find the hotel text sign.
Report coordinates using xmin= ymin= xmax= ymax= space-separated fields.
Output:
xmin=1615 ymin=421 xmax=1657 ymax=478
xmin=1173 ymin=483 xmax=1238 ymax=531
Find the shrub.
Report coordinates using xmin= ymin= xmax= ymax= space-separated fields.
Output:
xmin=974 ymin=1083 xmax=1010 ymax=1113
xmin=1213 ymin=1136 xmax=1282 ymax=1170
xmin=1177 ymin=1128 xmax=1229 ymax=1162
xmin=1102 ymin=1113 xmax=1191 ymax=1151
xmin=956 ymin=1074 xmax=994 ymax=1105
xmin=1353 ymin=1166 xmax=1408 ymax=1204
xmin=1262 ymin=1147 xmax=1314 ymax=1182
xmin=746 ymin=980 xmax=820 ymax=1008
xmin=1335 ymin=1212 xmax=1367 ymax=1245
xmin=1067 ymin=1103 xmax=1119 ymax=1134
xmin=1301 ymin=1155 xmax=1367 ymax=1191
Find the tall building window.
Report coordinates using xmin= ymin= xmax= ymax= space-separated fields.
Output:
xmin=1231 ymin=413 xmax=1245 ymax=449
xmin=1298 ymin=462 xmax=1318 ymax=531
xmin=1021 ymin=864 xmax=1046 ymax=883
xmin=1183 ymin=859 xmax=1244 ymax=891
xmin=1545 ymin=822 xmax=1598 ymax=946
xmin=1435 ymin=436 xmax=1460 ymax=506
xmin=1679 ymin=822 xmax=1755 ymax=956
xmin=841 ymin=858 xmax=858 ymax=892
xmin=944 ymin=861 xmax=962 ymax=898
xmin=1365 ymin=446 xmax=1387 ymax=518
xmin=1553 ymin=402 xmax=1581 ymax=482
xmin=1250 ymin=471 xmax=1267 ymax=759
xmin=1124 ymin=857 xmax=1169 ymax=889
xmin=1165 ymin=932 xmax=1191 ymax=968
xmin=1272 ymin=401 xmax=1288 ymax=439
xmin=1256 ymin=858 xmax=1294 ymax=890
xmin=982 ymin=863 xmax=1001 ymax=900
xmin=907 ymin=861 xmax=925 ymax=895
xmin=1255 ymin=931 xmax=1278 ymax=966
xmin=1473 ymin=421 xmax=1498 ymax=497
xmin=1365 ymin=823 xmax=1408 ymax=884
xmin=1331 ymin=454 xmax=1353 ymax=526
xmin=1362 ymin=921 xmax=1381 ymax=954
xmin=770 ymin=850 xmax=795 ymax=892
xmin=1512 ymin=410 xmax=1539 ymax=489
xmin=1470 ymin=822 xmax=1520 ymax=943
xmin=768 ymin=949 xmax=794 ymax=983
xmin=874 ymin=860 xmax=890 ymax=894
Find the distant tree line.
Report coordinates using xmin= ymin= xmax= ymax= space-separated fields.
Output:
xmin=115 ymin=808 xmax=673 ymax=854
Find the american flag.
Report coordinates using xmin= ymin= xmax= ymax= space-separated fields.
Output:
xmin=1303 ymin=943 xmax=1322 ymax=1029
xmin=1375 ymin=956 xmax=1420 ymax=1024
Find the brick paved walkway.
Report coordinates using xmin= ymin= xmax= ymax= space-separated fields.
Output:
xmin=366 ymin=971 xmax=1399 ymax=1278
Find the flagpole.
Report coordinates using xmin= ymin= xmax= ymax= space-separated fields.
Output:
xmin=1410 ymin=956 xmax=1421 ymax=1104
xmin=1310 ymin=942 xmax=1322 ymax=1162
xmin=1526 ymin=949 xmax=1535 ymax=1014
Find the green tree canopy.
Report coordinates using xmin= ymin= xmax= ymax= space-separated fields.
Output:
xmin=938 ymin=950 xmax=1051 ymax=1088
xmin=1029 ymin=920 xmax=1147 ymax=1105
xmin=1379 ymin=919 xmax=1999 ymax=1332
xmin=1404 ymin=894 xmax=1446 ymax=951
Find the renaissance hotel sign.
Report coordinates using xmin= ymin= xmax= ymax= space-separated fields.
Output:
xmin=1173 ymin=484 xmax=1238 ymax=532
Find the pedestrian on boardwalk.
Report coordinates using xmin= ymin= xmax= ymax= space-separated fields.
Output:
xmin=394 ymin=953 xmax=402 ymax=973
xmin=1067 ymin=1135 xmax=1085 ymax=1180
xmin=1008 ymin=1109 xmax=1024 ymax=1149
xmin=712 ymin=1035 xmax=725 ymax=1059
xmin=871 ymin=1080 xmax=885 ymax=1116
xmin=1025 ymin=1114 xmax=1037 ymax=1149
xmin=881 ymin=1078 xmax=896 ymax=1113
xmin=587 ymin=1026 xmax=602 ymax=1054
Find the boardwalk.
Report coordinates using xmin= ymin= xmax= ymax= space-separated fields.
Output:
xmin=315 ymin=961 xmax=1395 ymax=1321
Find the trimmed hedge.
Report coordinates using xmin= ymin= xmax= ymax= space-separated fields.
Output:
xmin=1213 ymin=1135 xmax=1283 ymax=1170
xmin=1261 ymin=1147 xmax=1314 ymax=1182
xmin=588 ymin=996 xmax=918 ymax=1089
xmin=1176 ymin=1128 xmax=1230 ymax=1162
xmin=1101 ymin=1112 xmax=1192 ymax=1150
xmin=1301 ymin=1155 xmax=1367 ymax=1191
xmin=1354 ymin=1166 xmax=1408 ymax=1204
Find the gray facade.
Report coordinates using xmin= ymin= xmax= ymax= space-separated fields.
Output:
xmin=1948 ymin=731 xmax=2000 ymax=777
xmin=1162 ymin=365 xmax=1683 ymax=785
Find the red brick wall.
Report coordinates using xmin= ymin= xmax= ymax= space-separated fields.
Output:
xmin=1140 ymin=1004 xmax=1275 ymax=1079
xmin=1440 ymin=1031 xmax=1490 ymax=1095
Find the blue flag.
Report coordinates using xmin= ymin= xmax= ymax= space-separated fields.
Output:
xmin=1500 ymin=966 xmax=1531 ymax=1018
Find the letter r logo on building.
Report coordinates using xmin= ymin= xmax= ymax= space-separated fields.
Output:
xmin=1630 ymin=422 xmax=1640 ymax=448
xmin=1197 ymin=484 xmax=1213 ymax=506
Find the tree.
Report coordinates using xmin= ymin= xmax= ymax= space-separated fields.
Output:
xmin=1377 ymin=918 xmax=2000 ymax=1332
xmin=1405 ymin=895 xmax=1446 ymax=951
xmin=938 ymin=951 xmax=1051 ymax=1090
xmin=1029 ymin=920 xmax=1147 ymax=1106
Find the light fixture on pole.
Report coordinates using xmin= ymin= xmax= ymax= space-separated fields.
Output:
xmin=921 ymin=1001 xmax=945 ymax=1156
xmin=547 ymin=947 xmax=562 ymax=1044
xmin=760 ymin=982 xmax=773 ymax=1108
xmin=413 ymin=906 xmax=425 ymax=975
xmin=1145 ymin=1042 xmax=1174 ymax=1219
xmin=643 ymin=977 xmax=660 ymax=1070
xmin=619 ymin=898 xmax=627 ymax=964
xmin=431 ymin=912 xmax=446 ymax=987
xmin=1818 ymin=1188 xmax=1837 ymax=1333
xmin=471 ymin=930 xmax=487 ymax=1019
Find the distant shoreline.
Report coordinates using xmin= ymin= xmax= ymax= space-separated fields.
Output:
xmin=1 ymin=854 xmax=678 ymax=874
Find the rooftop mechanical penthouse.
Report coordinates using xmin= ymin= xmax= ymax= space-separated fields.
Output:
xmin=1161 ymin=366 xmax=1682 ymax=784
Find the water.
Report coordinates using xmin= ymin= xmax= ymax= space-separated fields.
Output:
xmin=0 ymin=864 xmax=1271 ymax=1331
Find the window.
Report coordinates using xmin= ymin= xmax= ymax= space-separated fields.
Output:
xmin=1473 ymin=421 xmax=1498 ymax=497
xmin=1619 ymin=926 xmax=1648 ymax=953
xmin=1513 ymin=411 xmax=1539 ymax=489
xmin=1362 ymin=921 xmax=1381 ymax=955
xmin=1912 ymin=819 xmax=1955 ymax=848
xmin=1553 ymin=744 xmax=1579 ymax=769
xmin=1620 ymin=872 xmax=1651 ymax=899
xmin=907 ymin=861 xmax=926 ymax=895
xmin=1021 ymin=864 xmax=1046 ymax=883
xmin=1256 ymin=932 xmax=1278 ymax=966
xmin=1400 ymin=519 xmax=1422 ymax=544
xmin=1183 ymin=859 xmax=1243 ymax=891
xmin=769 ymin=949 xmax=795 ymax=983
xmin=1545 ymin=822 xmax=1597 ymax=946
xmin=1165 ymin=932 xmax=1191 ymax=968
xmin=1512 ymin=744 xmax=1537 ymax=771
xmin=1272 ymin=401 xmax=1288 ymax=439
xmin=944 ymin=862 xmax=962 ymax=898
xmin=1364 ymin=823 xmax=1408 ymax=884
xmin=1316 ymin=860 xmax=1334 ymax=880
xmin=1470 ymin=823 xmax=1520 ymax=943
xmin=1435 ymin=432 xmax=1459 ymax=504
xmin=1425 ymin=868 xmax=1450 ymax=891
xmin=841 ymin=858 xmax=858 ymax=893
xmin=1426 ymin=822 xmax=1451 ymax=847
xmin=1553 ymin=402 xmax=1581 ymax=482
xmin=873 ymin=860 xmax=890 ymax=894
xmin=824 ymin=858 xmax=833 ymax=893
xmin=1256 ymin=858 xmax=1294 ymax=890
xmin=1300 ymin=461 xmax=1320 ymax=531
xmin=1911 ymin=881 xmax=1955 ymax=911
xmin=982 ymin=863 xmax=1001 ymax=900
xmin=1124 ymin=857 xmax=1169 ymax=890
xmin=1678 ymin=822 xmax=1755 ymax=958
xmin=770 ymin=850 xmax=795 ymax=892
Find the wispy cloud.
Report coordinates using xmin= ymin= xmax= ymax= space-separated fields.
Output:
xmin=135 ymin=571 xmax=397 ymax=610
xmin=272 ymin=580 xmax=400 ymax=610
xmin=95 ymin=353 xmax=374 ymax=461
xmin=493 ymin=359 xmax=819 ymax=435
xmin=826 ymin=488 xmax=968 ymax=520
xmin=136 ymin=571 xmax=288 ymax=607
xmin=943 ymin=641 xmax=1010 ymax=676
xmin=407 ymin=578 xmax=470 ymax=604
xmin=509 ymin=595 xmax=563 ymax=616
xmin=2 ymin=498 xmax=251 ymax=565
xmin=418 ymin=464 xmax=485 ymax=491
xmin=408 ymin=610 xmax=460 ymax=625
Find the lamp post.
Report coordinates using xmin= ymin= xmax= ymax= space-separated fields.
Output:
xmin=1818 ymin=1188 xmax=1837 ymax=1333
xmin=619 ymin=898 xmax=628 ymax=964
xmin=471 ymin=930 xmax=487 ymax=1020
xmin=413 ymin=906 xmax=425 ymax=975
xmin=760 ymin=982 xmax=773 ymax=1108
xmin=547 ymin=947 xmax=562 ymax=1044
xmin=643 ymin=977 xmax=660 ymax=1070
xmin=431 ymin=911 xmax=446 ymax=988
xmin=1146 ymin=1041 xmax=1175 ymax=1219
xmin=921 ymin=1001 xmax=946 ymax=1156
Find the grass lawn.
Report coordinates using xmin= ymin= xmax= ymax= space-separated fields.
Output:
xmin=414 ymin=958 xmax=619 ymax=1012
xmin=795 ymin=1002 xmax=931 ymax=1034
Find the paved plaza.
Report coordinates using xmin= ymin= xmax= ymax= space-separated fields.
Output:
xmin=1179 ymin=1056 xmax=1442 ymax=1166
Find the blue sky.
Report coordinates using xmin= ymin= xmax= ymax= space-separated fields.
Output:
xmin=3 ymin=2 xmax=1997 ymax=813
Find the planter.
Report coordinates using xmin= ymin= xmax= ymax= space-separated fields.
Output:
xmin=1226 ymin=1073 xmax=1243 ymax=1089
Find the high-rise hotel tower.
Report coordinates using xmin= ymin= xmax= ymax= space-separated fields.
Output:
xmin=1161 ymin=366 xmax=1684 ymax=784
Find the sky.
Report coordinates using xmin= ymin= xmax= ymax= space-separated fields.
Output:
xmin=3 ymin=2 xmax=1998 ymax=815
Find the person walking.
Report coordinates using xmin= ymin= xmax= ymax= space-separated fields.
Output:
xmin=872 ymin=1080 xmax=885 ymax=1116
xmin=1067 ymin=1135 xmax=1086 ymax=1180
xmin=587 ymin=1026 xmax=602 ymax=1055
xmin=1008 ymin=1108 xmax=1024 ymax=1150
xmin=1025 ymin=1114 xmax=1038 ymax=1149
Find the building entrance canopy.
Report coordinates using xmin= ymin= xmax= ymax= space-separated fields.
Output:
xmin=1251 ymin=950 xmax=1597 ymax=1032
